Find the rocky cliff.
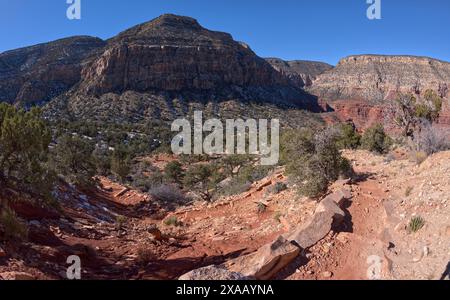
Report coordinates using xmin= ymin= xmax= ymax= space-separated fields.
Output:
xmin=265 ymin=58 xmax=333 ymax=88
xmin=50 ymin=14 xmax=318 ymax=122
xmin=81 ymin=15 xmax=291 ymax=95
xmin=0 ymin=36 xmax=106 ymax=106
xmin=309 ymin=55 xmax=450 ymax=103
xmin=309 ymin=55 xmax=450 ymax=129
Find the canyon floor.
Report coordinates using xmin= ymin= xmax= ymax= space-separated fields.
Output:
xmin=0 ymin=150 xmax=449 ymax=280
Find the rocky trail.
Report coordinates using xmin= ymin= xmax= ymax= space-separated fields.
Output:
xmin=1 ymin=150 xmax=449 ymax=280
xmin=279 ymin=162 xmax=389 ymax=279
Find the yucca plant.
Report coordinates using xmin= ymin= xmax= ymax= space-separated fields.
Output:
xmin=408 ymin=216 xmax=425 ymax=233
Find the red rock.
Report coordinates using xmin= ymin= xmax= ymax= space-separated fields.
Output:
xmin=0 ymin=272 xmax=35 ymax=280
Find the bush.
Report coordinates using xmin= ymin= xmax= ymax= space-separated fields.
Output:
xmin=52 ymin=134 xmax=96 ymax=187
xmin=336 ymin=123 xmax=361 ymax=150
xmin=0 ymin=207 xmax=28 ymax=241
xmin=115 ymin=215 xmax=127 ymax=229
xmin=219 ymin=178 xmax=252 ymax=197
xmin=92 ymin=147 xmax=112 ymax=176
xmin=0 ymin=104 xmax=54 ymax=201
xmin=282 ymin=127 xmax=354 ymax=198
xmin=132 ymin=176 xmax=154 ymax=193
xmin=412 ymin=122 xmax=449 ymax=155
xmin=164 ymin=161 xmax=184 ymax=184
xmin=221 ymin=154 xmax=252 ymax=177
xmin=273 ymin=212 xmax=282 ymax=223
xmin=111 ymin=144 xmax=131 ymax=183
xmin=408 ymin=216 xmax=425 ymax=233
xmin=183 ymin=163 xmax=223 ymax=202
xmin=361 ymin=124 xmax=392 ymax=154
xmin=389 ymin=90 xmax=443 ymax=137
xmin=239 ymin=164 xmax=273 ymax=183
xmin=411 ymin=151 xmax=428 ymax=165
xmin=257 ymin=202 xmax=267 ymax=214
xmin=149 ymin=185 xmax=189 ymax=210
xmin=163 ymin=216 xmax=181 ymax=227
xmin=136 ymin=247 xmax=155 ymax=265
xmin=268 ymin=182 xmax=288 ymax=194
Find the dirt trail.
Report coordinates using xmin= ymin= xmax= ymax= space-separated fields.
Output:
xmin=2 ymin=151 xmax=449 ymax=280
xmin=279 ymin=166 xmax=390 ymax=280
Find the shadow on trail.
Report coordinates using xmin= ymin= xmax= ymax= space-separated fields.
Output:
xmin=440 ymin=261 xmax=450 ymax=280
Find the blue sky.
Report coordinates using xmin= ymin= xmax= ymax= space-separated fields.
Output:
xmin=1 ymin=0 xmax=449 ymax=65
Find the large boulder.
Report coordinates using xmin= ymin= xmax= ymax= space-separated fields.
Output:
xmin=179 ymin=265 xmax=247 ymax=280
xmin=285 ymin=192 xmax=346 ymax=249
xmin=225 ymin=235 xmax=300 ymax=280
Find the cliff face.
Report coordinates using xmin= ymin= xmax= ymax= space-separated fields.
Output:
xmin=0 ymin=36 xmax=106 ymax=106
xmin=46 ymin=14 xmax=318 ymax=121
xmin=309 ymin=55 xmax=450 ymax=103
xmin=80 ymin=15 xmax=292 ymax=96
xmin=266 ymin=58 xmax=333 ymax=88
xmin=309 ymin=55 xmax=450 ymax=129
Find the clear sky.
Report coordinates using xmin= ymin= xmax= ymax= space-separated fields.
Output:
xmin=1 ymin=0 xmax=449 ymax=65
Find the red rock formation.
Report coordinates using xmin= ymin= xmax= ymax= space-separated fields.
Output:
xmin=0 ymin=36 xmax=105 ymax=106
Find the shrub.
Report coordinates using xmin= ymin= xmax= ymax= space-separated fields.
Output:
xmin=412 ymin=122 xmax=449 ymax=155
xmin=411 ymin=151 xmax=428 ymax=165
xmin=257 ymin=202 xmax=267 ymax=214
xmin=183 ymin=163 xmax=223 ymax=202
xmin=239 ymin=165 xmax=273 ymax=183
xmin=0 ymin=104 xmax=54 ymax=202
xmin=408 ymin=216 xmax=425 ymax=233
xmin=361 ymin=124 xmax=392 ymax=154
xmin=92 ymin=147 xmax=112 ymax=176
xmin=136 ymin=247 xmax=155 ymax=265
xmin=336 ymin=123 xmax=361 ymax=150
xmin=149 ymin=185 xmax=189 ymax=210
xmin=273 ymin=212 xmax=282 ymax=223
xmin=52 ymin=134 xmax=96 ymax=187
xmin=115 ymin=215 xmax=127 ymax=229
xmin=268 ymin=182 xmax=288 ymax=194
xmin=219 ymin=178 xmax=252 ymax=197
xmin=163 ymin=216 xmax=181 ymax=227
xmin=164 ymin=161 xmax=184 ymax=184
xmin=282 ymin=127 xmax=354 ymax=198
xmin=221 ymin=154 xmax=252 ymax=178
xmin=111 ymin=144 xmax=131 ymax=183
xmin=0 ymin=207 xmax=28 ymax=241
xmin=389 ymin=90 xmax=443 ymax=137
xmin=132 ymin=176 xmax=154 ymax=193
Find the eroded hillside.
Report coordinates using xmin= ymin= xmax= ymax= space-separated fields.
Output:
xmin=1 ymin=150 xmax=449 ymax=280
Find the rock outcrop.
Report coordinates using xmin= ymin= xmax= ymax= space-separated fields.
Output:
xmin=266 ymin=58 xmax=333 ymax=88
xmin=179 ymin=188 xmax=352 ymax=280
xmin=1 ymin=14 xmax=320 ymax=121
xmin=81 ymin=15 xmax=291 ymax=95
xmin=44 ymin=14 xmax=318 ymax=121
xmin=179 ymin=266 xmax=248 ymax=281
xmin=310 ymin=55 xmax=450 ymax=130
xmin=224 ymin=235 xmax=301 ymax=280
xmin=0 ymin=36 xmax=106 ymax=106
xmin=309 ymin=54 xmax=450 ymax=103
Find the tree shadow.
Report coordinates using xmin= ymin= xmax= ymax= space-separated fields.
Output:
xmin=333 ymin=199 xmax=354 ymax=234
xmin=274 ymin=249 xmax=311 ymax=280
xmin=440 ymin=261 xmax=450 ymax=280
xmin=352 ymin=171 xmax=377 ymax=184
xmin=126 ymin=248 xmax=249 ymax=280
